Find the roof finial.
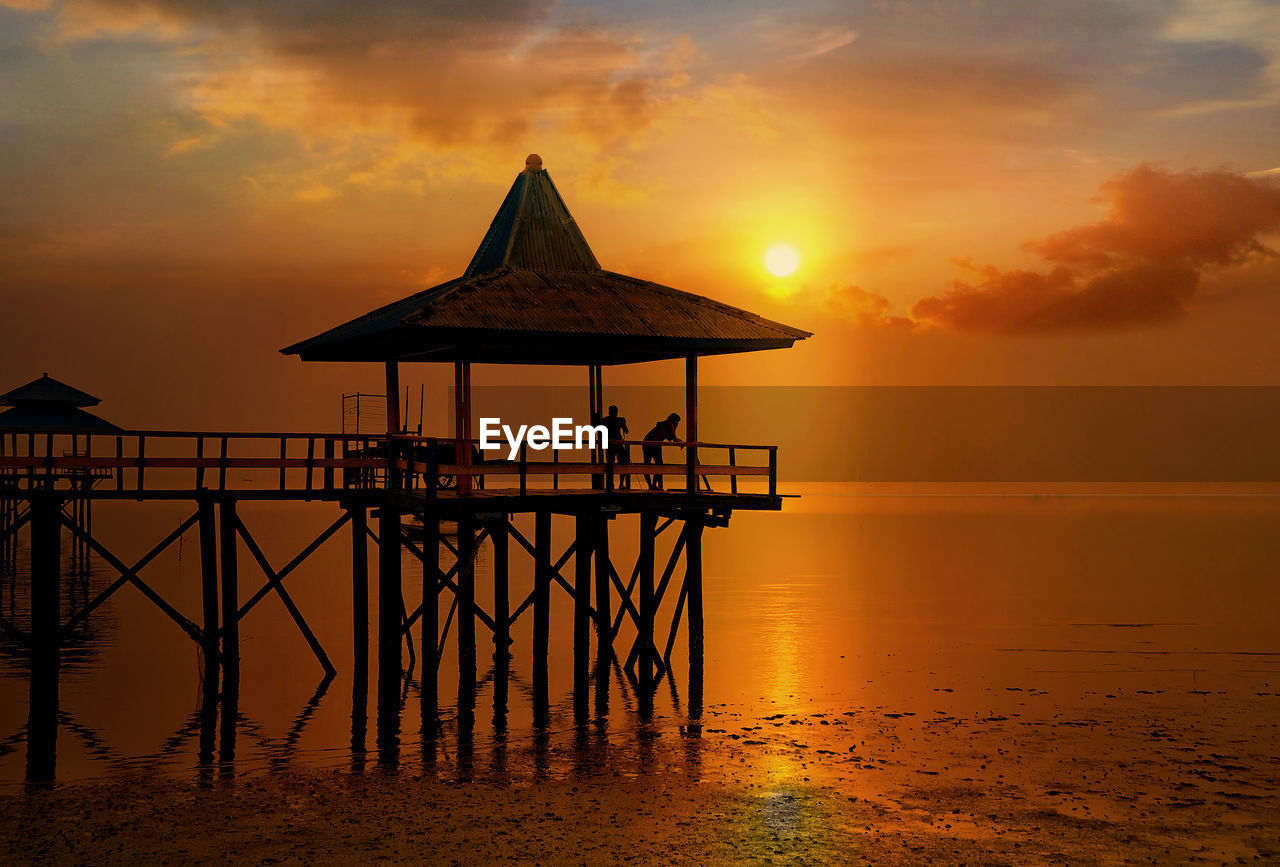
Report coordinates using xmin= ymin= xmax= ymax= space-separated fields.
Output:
xmin=525 ymin=153 xmax=543 ymax=172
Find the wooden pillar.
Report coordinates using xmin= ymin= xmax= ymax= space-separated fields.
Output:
xmin=573 ymin=512 xmax=593 ymax=719
xmin=594 ymin=514 xmax=611 ymax=716
xmin=685 ymin=354 xmax=698 ymax=494
xmin=594 ymin=515 xmax=611 ymax=646
xmin=376 ymin=502 xmax=402 ymax=762
xmin=421 ymin=510 xmax=439 ymax=732
xmin=219 ymin=499 xmax=239 ymax=764
xmin=457 ymin=511 xmax=476 ymax=689
xmin=26 ymin=493 xmax=59 ymax=783
xmin=492 ymin=518 xmax=509 ymax=721
xmin=219 ymin=499 xmax=239 ymax=688
xmin=492 ymin=520 xmax=510 ymax=651
xmin=197 ymin=495 xmax=219 ymax=771
xmin=638 ymin=511 xmax=657 ymax=715
xmin=350 ymin=510 xmax=369 ymax=769
xmin=533 ymin=511 xmax=551 ymax=724
xmin=385 ymin=361 xmax=401 ymax=435
xmin=685 ymin=513 xmax=704 ymax=720
xmin=454 ymin=361 xmax=472 ymax=496
xmin=351 ymin=506 xmax=369 ymax=664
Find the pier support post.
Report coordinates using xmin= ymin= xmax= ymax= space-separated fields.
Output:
xmin=639 ymin=511 xmax=657 ymax=715
xmin=26 ymin=493 xmax=60 ymax=783
xmin=573 ymin=512 xmax=593 ymax=720
xmin=376 ymin=502 xmax=402 ymax=763
xmin=351 ymin=506 xmax=369 ymax=661
xmin=219 ymin=498 xmax=239 ymax=763
xmin=350 ymin=506 xmax=369 ymax=764
xmin=685 ymin=512 xmax=704 ymax=727
xmin=533 ymin=511 xmax=551 ymax=724
xmin=594 ymin=514 xmax=611 ymax=716
xmin=197 ymin=495 xmax=219 ymax=772
xmin=219 ymin=499 xmax=239 ymax=689
xmin=491 ymin=518 xmax=509 ymax=719
xmin=421 ymin=510 xmax=439 ymax=732
xmin=457 ymin=512 xmax=476 ymax=691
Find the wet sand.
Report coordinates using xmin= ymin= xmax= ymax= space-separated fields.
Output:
xmin=4 ymin=695 xmax=1276 ymax=865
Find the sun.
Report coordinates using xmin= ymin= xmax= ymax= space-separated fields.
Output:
xmin=764 ymin=244 xmax=800 ymax=277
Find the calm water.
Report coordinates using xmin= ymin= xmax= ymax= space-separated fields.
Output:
xmin=2 ymin=486 xmax=1278 ymax=787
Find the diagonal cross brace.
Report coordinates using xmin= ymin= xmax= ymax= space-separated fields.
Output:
xmin=236 ymin=511 xmax=350 ymax=618
xmin=506 ymin=523 xmax=597 ymax=623
xmin=58 ymin=511 xmax=204 ymax=645
xmin=400 ymin=527 xmax=495 ymax=634
xmin=62 ymin=510 xmax=201 ymax=635
xmin=624 ymin=528 xmax=686 ymax=676
xmin=234 ymin=516 xmax=337 ymax=676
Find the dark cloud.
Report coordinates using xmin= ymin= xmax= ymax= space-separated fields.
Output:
xmin=911 ymin=166 xmax=1280 ymax=333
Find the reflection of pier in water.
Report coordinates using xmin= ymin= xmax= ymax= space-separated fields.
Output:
xmin=0 ymin=154 xmax=809 ymax=781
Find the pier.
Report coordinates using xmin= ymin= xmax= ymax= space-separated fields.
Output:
xmin=0 ymin=154 xmax=809 ymax=781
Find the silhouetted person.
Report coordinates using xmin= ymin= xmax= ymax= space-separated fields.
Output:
xmin=642 ymin=412 xmax=681 ymax=490
xmin=602 ymin=405 xmax=631 ymax=489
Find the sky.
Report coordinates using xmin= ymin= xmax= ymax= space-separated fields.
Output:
xmin=2 ymin=0 xmax=1280 ymax=429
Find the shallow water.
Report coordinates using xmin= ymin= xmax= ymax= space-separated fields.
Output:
xmin=1 ymin=486 xmax=1278 ymax=814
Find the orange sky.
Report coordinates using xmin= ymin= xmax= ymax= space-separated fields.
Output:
xmin=2 ymin=0 xmax=1280 ymax=429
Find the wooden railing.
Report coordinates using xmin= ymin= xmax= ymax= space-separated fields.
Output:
xmin=0 ymin=429 xmax=778 ymax=498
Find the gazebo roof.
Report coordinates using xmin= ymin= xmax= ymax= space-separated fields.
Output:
xmin=0 ymin=405 xmax=120 ymax=432
xmin=282 ymin=155 xmax=811 ymax=365
xmin=0 ymin=373 xmax=101 ymax=407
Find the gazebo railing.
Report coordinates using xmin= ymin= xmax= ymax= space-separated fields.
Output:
xmin=392 ymin=435 xmax=776 ymax=498
xmin=0 ymin=429 xmax=778 ymax=498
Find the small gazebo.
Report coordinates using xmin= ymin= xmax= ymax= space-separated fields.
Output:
xmin=282 ymin=154 xmax=810 ymax=489
xmin=0 ymin=373 xmax=119 ymax=432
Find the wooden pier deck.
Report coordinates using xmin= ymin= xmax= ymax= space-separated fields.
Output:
xmin=0 ymin=425 xmax=783 ymax=781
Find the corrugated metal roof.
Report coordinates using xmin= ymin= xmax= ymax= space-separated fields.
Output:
xmin=464 ymin=155 xmax=600 ymax=275
xmin=283 ymin=155 xmax=811 ymax=364
xmin=0 ymin=373 xmax=101 ymax=407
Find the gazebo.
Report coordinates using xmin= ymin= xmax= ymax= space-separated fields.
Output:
xmin=282 ymin=154 xmax=810 ymax=494
xmin=0 ymin=373 xmax=117 ymax=573
xmin=0 ymin=373 xmax=119 ymax=432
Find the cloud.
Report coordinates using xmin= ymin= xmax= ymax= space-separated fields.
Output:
xmin=825 ymin=285 xmax=914 ymax=330
xmin=911 ymin=166 xmax=1280 ymax=333
xmin=14 ymin=2 xmax=704 ymax=162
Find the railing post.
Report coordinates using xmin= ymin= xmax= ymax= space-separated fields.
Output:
xmin=135 ymin=435 xmax=146 ymax=500
xmin=425 ymin=439 xmax=438 ymax=499
xmin=305 ymin=437 xmax=315 ymax=499
xmin=769 ymin=447 xmax=777 ymax=498
xmin=278 ymin=436 xmax=287 ymax=492
xmin=323 ymin=439 xmax=335 ymax=493
xmin=729 ymin=447 xmax=737 ymax=495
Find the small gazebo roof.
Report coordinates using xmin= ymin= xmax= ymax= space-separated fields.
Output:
xmin=282 ymin=155 xmax=811 ymax=365
xmin=0 ymin=373 xmax=101 ymax=407
xmin=0 ymin=373 xmax=119 ymax=431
